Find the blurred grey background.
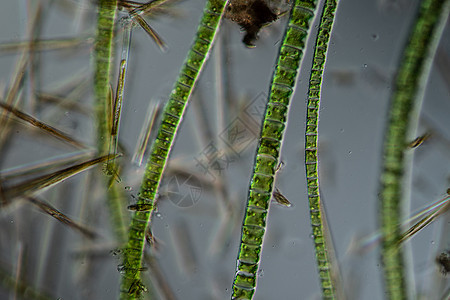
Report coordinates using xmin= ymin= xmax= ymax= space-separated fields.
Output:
xmin=0 ymin=0 xmax=449 ymax=299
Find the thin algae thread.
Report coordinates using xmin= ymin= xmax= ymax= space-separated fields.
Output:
xmin=232 ymin=0 xmax=319 ymax=299
xmin=120 ymin=1 xmax=229 ymax=298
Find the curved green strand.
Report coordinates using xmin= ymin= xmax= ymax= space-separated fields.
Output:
xmin=378 ymin=0 xmax=450 ymax=299
xmin=120 ymin=1 xmax=229 ymax=298
xmin=94 ymin=0 xmax=130 ymax=244
xmin=94 ymin=0 xmax=117 ymax=155
xmin=232 ymin=1 xmax=319 ymax=299
xmin=304 ymin=0 xmax=339 ymax=299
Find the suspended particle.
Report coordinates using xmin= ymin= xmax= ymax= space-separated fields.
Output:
xmin=436 ymin=250 xmax=450 ymax=276
xmin=103 ymin=161 xmax=122 ymax=183
xmin=272 ymin=187 xmax=292 ymax=207
xmin=110 ymin=248 xmax=123 ymax=256
xmin=128 ymin=279 xmax=148 ymax=295
xmin=225 ymin=0 xmax=280 ymax=47
xmin=117 ymin=264 xmax=148 ymax=275
xmin=408 ymin=132 xmax=431 ymax=148
xmin=145 ymin=226 xmax=160 ymax=251
xmin=145 ymin=227 xmax=154 ymax=245
xmin=275 ymin=160 xmax=285 ymax=173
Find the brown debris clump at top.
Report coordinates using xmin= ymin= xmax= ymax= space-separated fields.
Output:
xmin=225 ymin=0 xmax=279 ymax=47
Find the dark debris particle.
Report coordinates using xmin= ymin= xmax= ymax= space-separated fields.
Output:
xmin=436 ymin=250 xmax=450 ymax=276
xmin=225 ymin=0 xmax=279 ymax=47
